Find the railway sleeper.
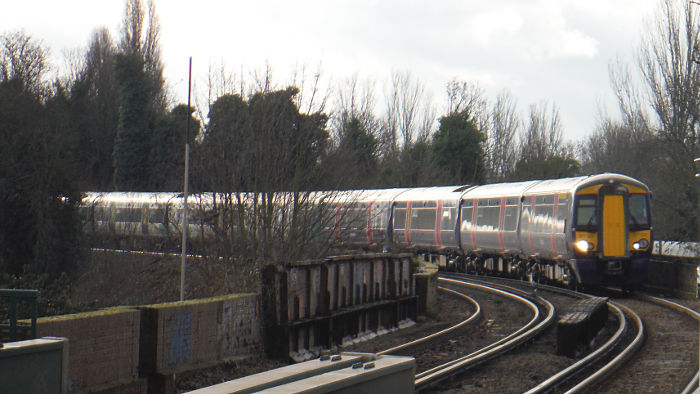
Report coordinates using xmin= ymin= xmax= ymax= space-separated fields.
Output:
xmin=556 ymin=297 xmax=609 ymax=358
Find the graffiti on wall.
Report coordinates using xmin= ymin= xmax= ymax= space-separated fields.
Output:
xmin=168 ymin=312 xmax=192 ymax=365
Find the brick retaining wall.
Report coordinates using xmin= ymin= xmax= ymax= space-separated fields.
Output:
xmin=31 ymin=294 xmax=262 ymax=393
xmin=139 ymin=294 xmax=261 ymax=376
xmin=35 ymin=307 xmax=142 ymax=392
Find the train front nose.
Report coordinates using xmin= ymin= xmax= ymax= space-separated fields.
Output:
xmin=606 ymin=260 xmax=622 ymax=274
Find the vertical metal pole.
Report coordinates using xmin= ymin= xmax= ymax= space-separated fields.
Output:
xmin=30 ymin=295 xmax=37 ymax=339
xmin=9 ymin=297 xmax=17 ymax=341
xmin=181 ymin=57 xmax=192 ymax=302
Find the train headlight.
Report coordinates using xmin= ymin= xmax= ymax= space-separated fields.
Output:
xmin=575 ymin=240 xmax=593 ymax=253
xmin=632 ymin=238 xmax=649 ymax=250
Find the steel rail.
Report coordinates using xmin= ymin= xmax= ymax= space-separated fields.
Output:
xmin=564 ymin=300 xmax=645 ymax=393
xmin=416 ymin=277 xmax=542 ymax=378
xmin=415 ymin=277 xmax=555 ymax=391
xmin=443 ymin=272 xmax=647 ymax=394
xmin=377 ymin=286 xmax=482 ymax=356
xmin=635 ymin=294 xmax=700 ymax=394
xmin=524 ymin=302 xmax=627 ymax=393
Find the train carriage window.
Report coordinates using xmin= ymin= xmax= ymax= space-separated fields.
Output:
xmin=411 ymin=206 xmax=437 ymax=230
xmin=503 ymin=203 xmax=518 ymax=231
xmin=554 ymin=198 xmax=568 ymax=233
xmin=440 ymin=207 xmax=457 ymax=230
xmin=394 ymin=206 xmax=407 ymax=230
xmin=575 ymin=196 xmax=597 ymax=227
xmin=476 ymin=199 xmax=499 ymax=231
xmin=148 ymin=207 xmax=166 ymax=224
xmin=114 ymin=207 xmax=141 ymax=223
xmin=534 ymin=196 xmax=554 ymax=234
xmin=94 ymin=206 xmax=110 ymax=221
xmin=371 ymin=206 xmax=386 ymax=229
xmin=628 ymin=194 xmax=649 ymax=228
xmin=347 ymin=203 xmax=367 ymax=229
xmin=461 ymin=201 xmax=473 ymax=231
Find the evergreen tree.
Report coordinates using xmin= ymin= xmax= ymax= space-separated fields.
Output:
xmin=69 ymin=28 xmax=119 ymax=190
xmin=431 ymin=111 xmax=486 ymax=184
xmin=113 ymin=53 xmax=152 ymax=190
xmin=333 ymin=117 xmax=379 ymax=188
xmin=0 ymin=75 xmax=81 ymax=278
xmin=150 ymin=104 xmax=199 ymax=190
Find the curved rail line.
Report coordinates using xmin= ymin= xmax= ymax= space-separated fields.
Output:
xmin=442 ymin=273 xmax=646 ymax=393
xmin=377 ymin=286 xmax=482 ymax=356
xmin=634 ymin=294 xmax=700 ymax=394
xmin=414 ymin=277 xmax=555 ymax=391
xmin=563 ymin=300 xmax=644 ymax=393
xmin=524 ymin=301 xmax=627 ymax=394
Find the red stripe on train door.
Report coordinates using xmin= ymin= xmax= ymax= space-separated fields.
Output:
xmin=551 ymin=194 xmax=558 ymax=255
xmin=435 ymin=201 xmax=443 ymax=249
xmin=405 ymin=201 xmax=412 ymax=246
xmin=471 ymin=199 xmax=478 ymax=250
xmin=528 ymin=197 xmax=536 ymax=254
xmin=498 ymin=197 xmax=506 ymax=251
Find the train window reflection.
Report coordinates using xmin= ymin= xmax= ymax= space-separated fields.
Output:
xmin=503 ymin=205 xmax=518 ymax=231
xmin=461 ymin=207 xmax=473 ymax=231
xmin=411 ymin=208 xmax=436 ymax=230
xmin=394 ymin=208 xmax=407 ymax=230
xmin=629 ymin=194 xmax=649 ymax=227
xmin=441 ymin=208 xmax=456 ymax=230
xmin=575 ymin=197 xmax=597 ymax=227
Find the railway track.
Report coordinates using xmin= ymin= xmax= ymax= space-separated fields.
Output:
xmin=590 ymin=292 xmax=699 ymax=393
xmin=423 ymin=273 xmax=647 ymax=393
xmin=412 ymin=277 xmax=555 ymax=391
xmin=437 ymin=272 xmax=700 ymax=393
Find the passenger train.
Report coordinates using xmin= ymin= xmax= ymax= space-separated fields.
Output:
xmin=81 ymin=173 xmax=652 ymax=290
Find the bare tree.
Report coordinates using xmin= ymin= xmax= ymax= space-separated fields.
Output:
xmin=580 ymin=118 xmax=657 ymax=177
xmin=486 ymin=89 xmax=520 ymax=181
xmin=0 ymin=30 xmax=49 ymax=95
xmin=520 ymin=101 xmax=564 ymax=160
xmin=609 ymin=59 xmax=652 ymax=130
xmin=118 ymin=0 xmax=168 ymax=112
xmin=639 ymin=0 xmax=700 ymax=149
xmin=635 ymin=0 xmax=700 ymax=240
xmin=290 ymin=61 xmax=330 ymax=116
xmin=445 ymin=79 xmax=489 ymax=126
xmin=331 ymin=74 xmax=380 ymax=142
xmin=381 ymin=71 xmax=428 ymax=154
xmin=416 ymin=97 xmax=436 ymax=144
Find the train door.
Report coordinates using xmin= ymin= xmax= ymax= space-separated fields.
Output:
xmin=600 ymin=187 xmax=627 ymax=258
xmin=392 ymin=202 xmax=411 ymax=248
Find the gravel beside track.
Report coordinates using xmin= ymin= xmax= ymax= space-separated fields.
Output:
xmin=591 ymin=296 xmax=699 ymax=393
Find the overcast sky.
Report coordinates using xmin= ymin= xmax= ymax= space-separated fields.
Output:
xmin=2 ymin=0 xmax=660 ymax=141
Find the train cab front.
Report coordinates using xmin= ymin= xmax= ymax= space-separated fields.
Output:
xmin=569 ymin=178 xmax=652 ymax=289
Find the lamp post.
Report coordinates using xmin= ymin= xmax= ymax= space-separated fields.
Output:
xmin=180 ymin=57 xmax=192 ymax=302
xmin=693 ymin=157 xmax=700 ymax=387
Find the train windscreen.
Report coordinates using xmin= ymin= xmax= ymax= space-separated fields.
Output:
xmin=628 ymin=194 xmax=650 ymax=229
xmin=575 ymin=197 xmax=597 ymax=228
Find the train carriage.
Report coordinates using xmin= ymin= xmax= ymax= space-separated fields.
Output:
xmin=459 ymin=180 xmax=536 ymax=256
xmin=391 ymin=186 xmax=468 ymax=252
